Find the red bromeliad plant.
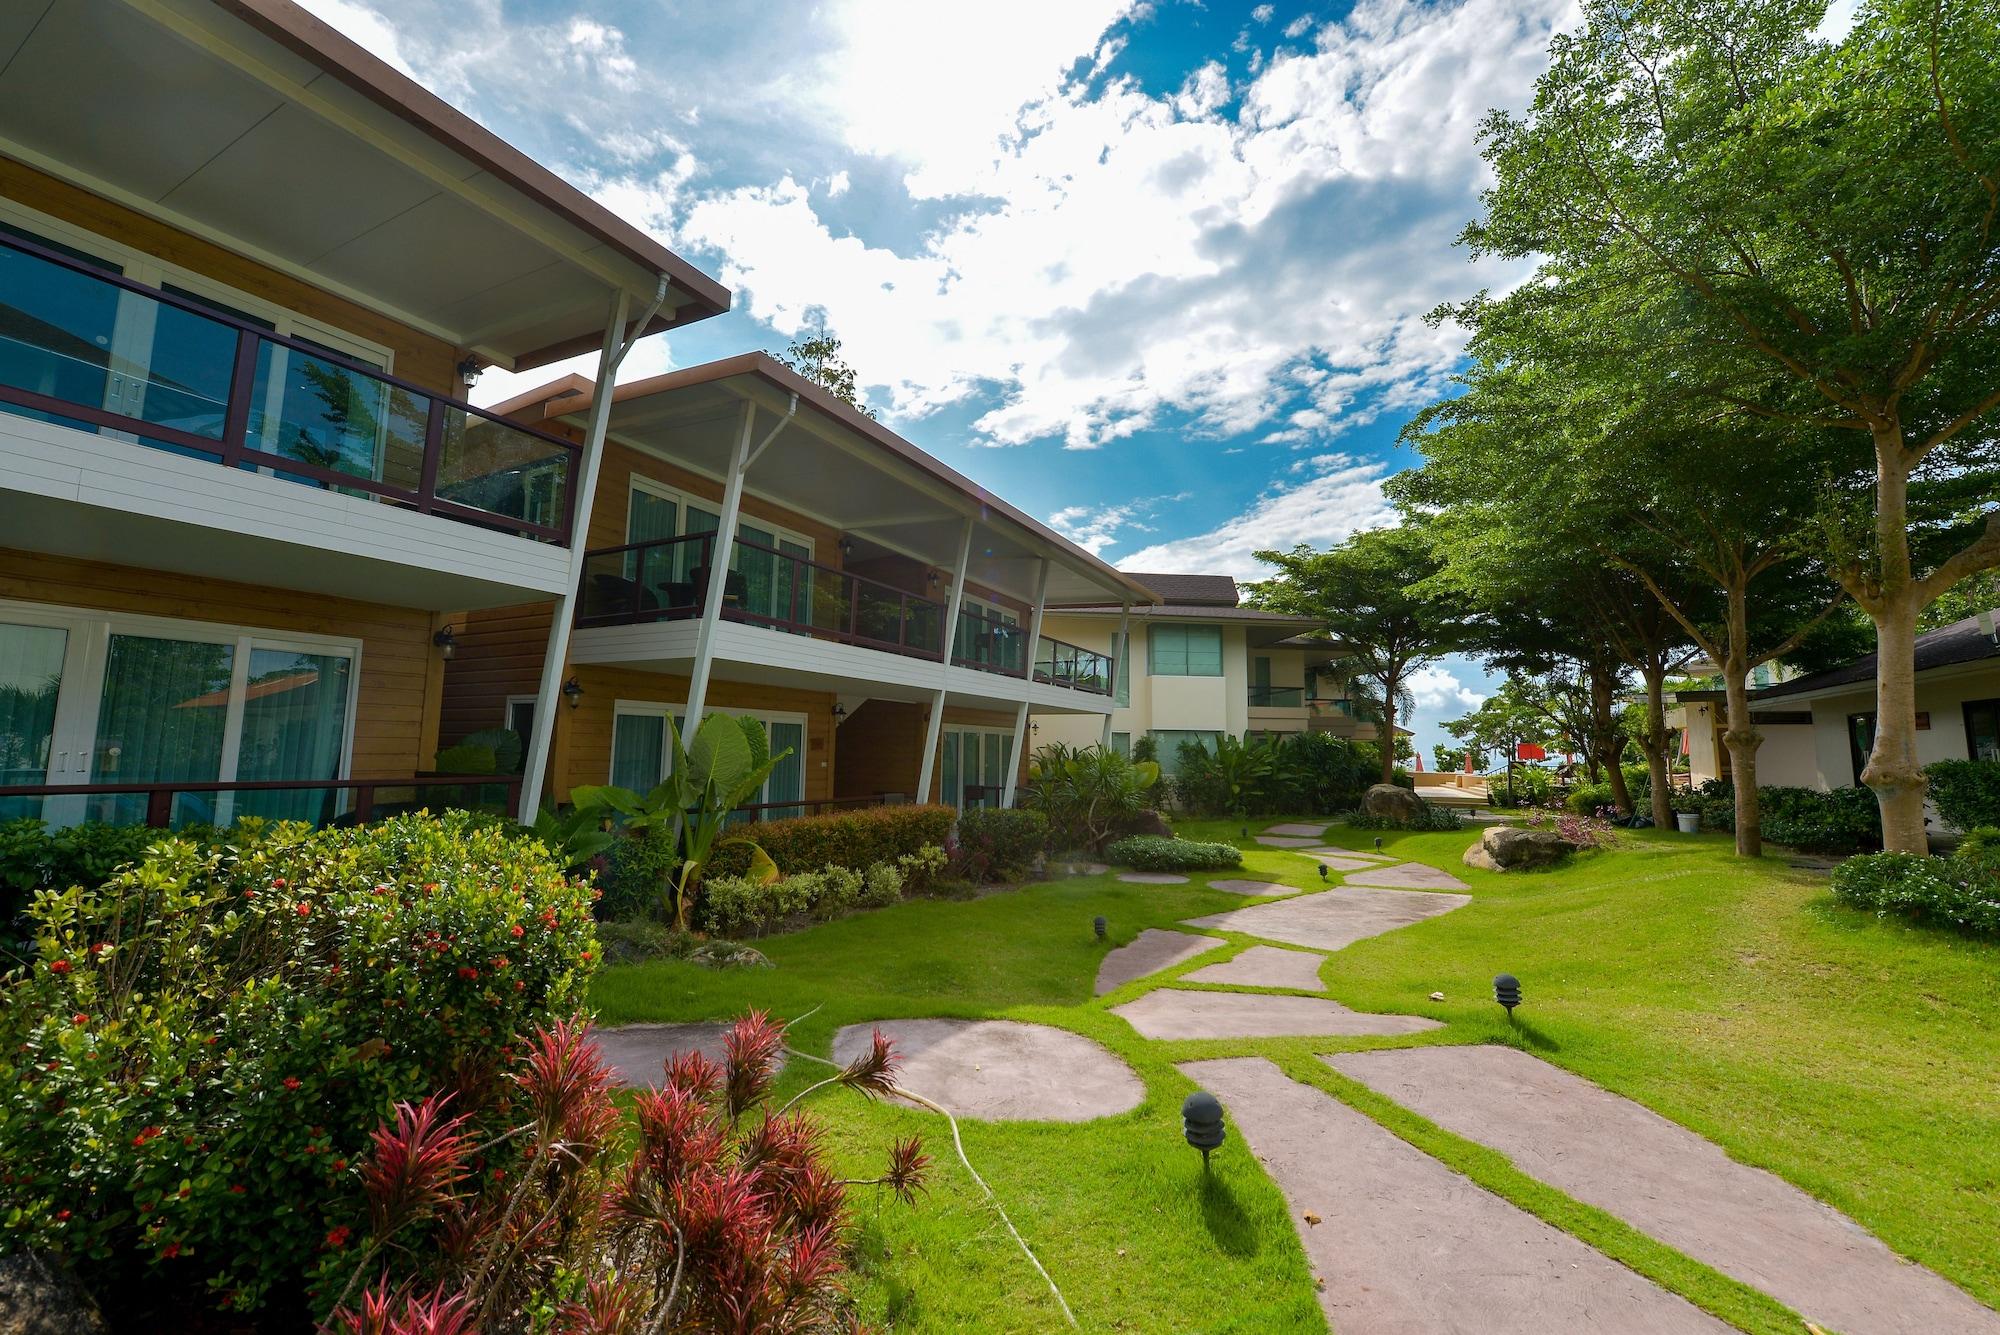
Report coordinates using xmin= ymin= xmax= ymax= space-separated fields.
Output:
xmin=327 ymin=1012 xmax=928 ymax=1334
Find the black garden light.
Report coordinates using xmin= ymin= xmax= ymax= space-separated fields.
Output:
xmin=1493 ymin=973 xmax=1522 ymax=1016
xmin=1374 ymin=836 xmax=1383 ymax=851
xmin=1182 ymin=1091 xmax=1225 ymax=1169
xmin=1318 ymin=864 xmax=1329 ymax=881
xmin=1093 ymin=915 xmax=1108 ymax=942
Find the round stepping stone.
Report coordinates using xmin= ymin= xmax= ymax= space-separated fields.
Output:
xmin=1253 ymin=834 xmax=1320 ymax=847
xmin=596 ymin=1023 xmax=786 ymax=1088
xmin=1095 ymin=928 xmax=1225 ymax=994
xmin=1184 ymin=884 xmax=1470 ymax=953
xmin=1183 ymin=945 xmax=1326 ymax=991
xmin=1263 ymin=822 xmax=1330 ymax=838
xmin=1112 ymin=988 xmax=1439 ymax=1039
xmin=832 ymin=1019 xmax=1142 ymax=1122
xmin=1117 ymin=871 xmax=1188 ymax=884
xmin=1343 ymin=861 xmax=1471 ymax=891
xmin=1180 ymin=1057 xmax=1735 ymax=1335
xmin=1208 ymin=878 xmax=1287 ymax=896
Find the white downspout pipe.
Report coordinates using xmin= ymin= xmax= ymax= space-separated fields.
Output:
xmin=518 ymin=282 xmax=659 ymax=821
xmin=1002 ymin=557 xmax=1051 ymax=807
xmin=916 ymin=517 xmax=977 ymax=805
xmin=1102 ymin=599 xmax=1130 ymax=750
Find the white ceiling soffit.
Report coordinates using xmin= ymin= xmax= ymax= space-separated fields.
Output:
xmin=0 ymin=0 xmax=726 ymax=367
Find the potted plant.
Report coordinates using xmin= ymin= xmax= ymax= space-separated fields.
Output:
xmin=1670 ymin=789 xmax=1703 ymax=833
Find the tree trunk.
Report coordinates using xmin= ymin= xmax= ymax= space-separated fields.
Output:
xmin=1860 ymin=440 xmax=1931 ymax=854
xmin=1590 ymin=664 xmax=1633 ymax=815
xmin=1641 ymin=663 xmax=1673 ymax=830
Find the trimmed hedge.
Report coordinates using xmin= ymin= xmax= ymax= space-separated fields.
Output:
xmin=1831 ymin=843 xmax=2000 ymax=937
xmin=1698 ymin=783 xmax=1882 ymax=853
xmin=698 ymin=847 xmax=946 ymax=937
xmin=706 ymin=803 xmax=955 ymax=884
xmin=1 ymin=818 xmax=159 ymax=928
xmin=1348 ymin=799 xmax=1463 ymax=832
xmin=1925 ymin=759 xmax=2000 ymax=832
xmin=1104 ymin=835 xmax=1242 ymax=872
xmin=952 ymin=808 xmax=1048 ymax=883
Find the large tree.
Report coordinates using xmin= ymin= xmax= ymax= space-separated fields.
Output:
xmin=1466 ymin=0 xmax=2000 ymax=851
xmin=1243 ymin=527 xmax=1474 ymax=784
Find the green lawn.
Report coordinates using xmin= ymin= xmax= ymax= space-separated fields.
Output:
xmin=590 ymin=821 xmax=2000 ymax=1333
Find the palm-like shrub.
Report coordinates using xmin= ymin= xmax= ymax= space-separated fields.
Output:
xmin=1020 ymin=743 xmax=1160 ymax=850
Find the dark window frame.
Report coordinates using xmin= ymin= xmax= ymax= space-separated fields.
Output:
xmin=1964 ymin=697 xmax=2000 ymax=764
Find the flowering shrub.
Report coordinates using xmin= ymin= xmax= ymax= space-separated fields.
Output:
xmin=698 ymin=847 xmax=944 ymax=937
xmin=0 ymin=812 xmax=595 ymax=1318
xmin=951 ymin=808 xmax=1049 ymax=883
xmin=1104 ymin=835 xmax=1243 ymax=871
xmin=705 ymin=804 xmax=955 ymax=884
xmin=1832 ymin=845 xmax=2000 ymax=937
xmin=1525 ymin=807 xmax=1619 ymax=849
xmin=326 ymin=1012 xmax=927 ymax=1332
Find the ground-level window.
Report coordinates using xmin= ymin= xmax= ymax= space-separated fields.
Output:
xmin=0 ymin=602 xmax=357 ymax=827
xmin=1110 ymin=731 xmax=1130 ymax=758
xmin=607 ymin=703 xmax=806 ymax=819
xmin=1965 ymin=699 xmax=2000 ymax=764
xmin=939 ymin=726 xmax=1015 ymax=809
xmin=1151 ymin=729 xmax=1219 ymax=776
xmin=1846 ymin=712 xmax=1877 ymax=786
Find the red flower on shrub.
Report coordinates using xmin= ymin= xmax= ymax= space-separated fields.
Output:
xmin=55 ymin=1210 xmax=69 ymax=1221
xmin=510 ymin=924 xmax=524 ymax=938
xmin=132 ymin=1126 xmax=162 ymax=1147
xmin=88 ymin=943 xmax=104 ymax=955
xmin=323 ymin=1225 xmax=350 ymax=1249
xmin=46 ymin=959 xmax=69 ymax=975
xmin=457 ymin=966 xmax=479 ymax=981
xmin=71 ymin=1013 xmax=88 ymax=1026
xmin=295 ymin=902 xmax=311 ymax=917
xmin=159 ymin=1242 xmax=181 ymax=1260
xmin=283 ymin=1076 xmax=302 ymax=1092
xmin=242 ymin=888 xmax=256 ymax=899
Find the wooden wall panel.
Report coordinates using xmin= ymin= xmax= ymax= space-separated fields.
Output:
xmin=833 ymin=700 xmax=1026 ymax=803
xmin=0 ymin=156 xmax=462 ymax=396
xmin=0 ymin=548 xmax=441 ymax=777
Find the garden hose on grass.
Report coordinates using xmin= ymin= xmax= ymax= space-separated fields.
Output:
xmin=787 ymin=1046 xmax=1079 ymax=1328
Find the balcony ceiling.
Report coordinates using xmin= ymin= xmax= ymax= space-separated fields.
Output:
xmin=555 ymin=357 xmax=1161 ymax=609
xmin=0 ymin=0 xmax=728 ymax=368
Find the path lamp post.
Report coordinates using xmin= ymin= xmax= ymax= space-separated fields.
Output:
xmin=1493 ymin=973 xmax=1522 ymax=1017
xmin=1182 ymin=1091 xmax=1225 ymax=1170
xmin=1093 ymin=915 xmax=1108 ymax=942
xmin=1318 ymin=864 xmax=1329 ymax=882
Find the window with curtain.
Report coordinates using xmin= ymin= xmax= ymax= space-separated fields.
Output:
xmin=1110 ymin=731 xmax=1130 ymax=758
xmin=1148 ymin=624 xmax=1223 ymax=677
xmin=1151 ymin=729 xmax=1218 ymax=776
xmin=767 ymin=720 xmax=805 ymax=818
xmin=89 ymin=633 xmax=235 ymax=825
xmin=232 ymin=648 xmax=354 ymax=823
xmin=625 ymin=483 xmax=678 ymax=585
xmin=0 ymin=622 xmax=67 ymax=820
xmin=611 ymin=713 xmax=667 ymax=792
xmin=1114 ymin=631 xmax=1131 ymax=705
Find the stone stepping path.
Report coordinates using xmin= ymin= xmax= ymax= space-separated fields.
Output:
xmin=833 ymin=1019 xmax=1142 ymax=1122
xmin=1263 ymin=822 xmax=1330 ymax=838
xmin=1343 ymin=861 xmax=1470 ymax=891
xmin=1331 ymin=1046 xmax=2000 ymax=1335
xmin=1302 ymin=852 xmax=1384 ymax=872
xmin=1113 ymin=989 xmax=1439 ymax=1040
xmin=1184 ymin=945 xmax=1326 ymax=991
xmin=1184 ymin=884 xmax=1470 ymax=953
xmin=1117 ymin=871 xmax=1188 ymax=885
xmin=1095 ymin=929 xmax=1225 ymax=995
xmin=597 ymin=1023 xmax=786 ymax=1088
xmin=1253 ymin=834 xmax=1321 ymax=847
xmin=1207 ymin=878 xmax=1289 ymax=896
xmin=1181 ymin=1058 xmax=1735 ymax=1335
xmin=1306 ymin=847 xmax=1396 ymax=861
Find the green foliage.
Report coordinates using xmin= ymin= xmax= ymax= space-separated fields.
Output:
xmin=1103 ymin=835 xmax=1242 ymax=872
xmin=594 ymin=918 xmax=695 ymax=965
xmin=1832 ymin=848 xmax=2000 ymax=938
xmin=951 ymin=808 xmax=1048 ymax=883
xmin=1486 ymin=767 xmax=1555 ymax=809
xmin=522 ymin=804 xmax=616 ymax=874
xmin=598 ymin=824 xmax=678 ymax=920
xmin=0 ymin=818 xmax=158 ymax=927
xmin=457 ymin=727 xmax=523 ymax=774
xmin=706 ymin=805 xmax=955 ymax=885
xmin=698 ymin=848 xmax=944 ymax=937
xmin=1019 ymin=744 xmax=1160 ymax=850
xmin=1761 ymin=786 xmax=1884 ymax=855
xmin=771 ymin=326 xmax=874 ymax=417
xmin=0 ymin=812 xmax=595 ymax=1315
xmin=1167 ymin=732 xmax=1377 ymax=817
xmin=1924 ymin=760 xmax=2000 ymax=832
xmin=432 ymin=742 xmax=496 ymax=775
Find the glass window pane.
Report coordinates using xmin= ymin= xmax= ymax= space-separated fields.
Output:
xmin=0 ymin=232 xmax=119 ymax=434
xmin=940 ymin=732 xmax=959 ymax=808
xmin=0 ymin=622 xmax=67 ymax=820
xmin=1966 ymin=701 xmax=2000 ymax=763
xmin=611 ymin=714 xmax=664 ymax=792
xmin=1187 ymin=627 xmax=1224 ymax=676
xmin=625 ymin=487 xmax=678 ymax=584
xmin=1115 ymin=633 xmax=1130 ymax=705
xmin=767 ymin=720 xmax=804 ymax=820
xmin=232 ymin=648 xmax=353 ymax=824
xmin=435 ymin=407 xmax=569 ymax=527
xmin=683 ymin=505 xmax=720 ymax=584
xmin=89 ymin=634 xmax=234 ymax=825
xmin=735 ymin=522 xmax=776 ymax=617
xmin=247 ymin=341 xmax=415 ymax=484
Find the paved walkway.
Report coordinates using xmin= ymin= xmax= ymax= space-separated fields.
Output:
xmin=831 ymin=1019 xmax=1144 ymax=1122
xmin=1094 ymin=928 xmax=1224 ymax=994
xmin=1184 ymin=882 xmax=1470 ymax=952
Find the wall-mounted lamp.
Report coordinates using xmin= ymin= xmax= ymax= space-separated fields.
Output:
xmin=1031 ymin=721 xmax=1040 ymax=734
xmin=561 ymin=677 xmax=584 ymax=710
xmin=831 ymin=702 xmax=847 ymax=720
xmin=431 ymin=626 xmax=457 ymax=660
xmin=838 ymin=536 xmax=856 ymax=559
xmin=455 ymin=355 xmax=482 ymax=387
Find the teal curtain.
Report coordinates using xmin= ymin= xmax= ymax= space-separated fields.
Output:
xmin=1149 ymin=625 xmax=1222 ymax=677
xmin=233 ymin=649 xmax=353 ymax=823
xmin=611 ymin=714 xmax=664 ymax=792
xmin=89 ymin=634 xmax=234 ymax=825
xmin=778 ymin=538 xmax=811 ymax=628
xmin=736 ymin=521 xmax=777 ymax=617
xmin=625 ymin=487 xmax=677 ymax=585
xmin=767 ymin=720 xmax=804 ymax=819
xmin=940 ymin=732 xmax=959 ymax=808
xmin=682 ymin=505 xmax=720 ymax=584
xmin=0 ymin=622 xmax=67 ymax=820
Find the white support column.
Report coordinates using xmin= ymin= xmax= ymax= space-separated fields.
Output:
xmin=518 ymin=288 xmax=632 ymax=821
xmin=682 ymin=401 xmax=759 ymax=736
xmin=1003 ymin=558 xmax=1050 ymax=807
xmin=1102 ymin=599 xmax=1130 ymax=750
xmin=916 ymin=517 xmax=977 ymax=805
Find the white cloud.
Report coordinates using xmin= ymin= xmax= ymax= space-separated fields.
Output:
xmin=1113 ymin=454 xmax=1398 ymax=580
xmin=826 ymin=169 xmax=852 ymax=197
xmin=1283 ymin=13 xmax=1315 ymax=38
xmin=294 ymin=0 xmax=419 ymax=77
xmin=1405 ymin=664 xmax=1486 ymax=713
xmin=1252 ymin=4 xmax=1277 ymax=21
xmin=1047 ymin=492 xmax=1191 ymax=555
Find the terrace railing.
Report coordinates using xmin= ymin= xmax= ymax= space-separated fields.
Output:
xmin=576 ymin=532 xmax=947 ymax=659
xmin=0 ymin=230 xmax=580 ymax=543
xmin=0 ymin=774 xmax=521 ymax=830
xmin=1249 ymin=685 xmax=1307 ymax=707
xmin=951 ymin=604 xmax=1031 ymax=678
xmin=1033 ymin=635 xmax=1114 ymax=695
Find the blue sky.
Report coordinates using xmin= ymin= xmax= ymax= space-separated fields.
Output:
xmin=307 ymin=0 xmax=1581 ymax=756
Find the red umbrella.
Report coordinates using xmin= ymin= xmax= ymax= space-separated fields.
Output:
xmin=1517 ymin=743 xmax=1547 ymax=762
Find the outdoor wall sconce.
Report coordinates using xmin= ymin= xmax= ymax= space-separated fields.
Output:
xmin=830 ymin=702 xmax=846 ymax=719
xmin=1493 ymin=973 xmax=1522 ymax=1016
xmin=1031 ymin=722 xmax=1040 ymax=734
xmin=431 ymin=626 xmax=456 ymax=660
xmin=561 ymin=678 xmax=584 ymax=710
xmin=1093 ymin=915 xmax=1107 ymax=941
xmin=838 ymin=536 xmax=855 ymax=558
xmin=1182 ymin=1091 xmax=1225 ymax=1169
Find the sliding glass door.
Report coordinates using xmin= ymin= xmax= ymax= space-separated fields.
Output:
xmin=0 ymin=621 xmax=71 ymax=820
xmin=608 ymin=705 xmax=806 ymax=818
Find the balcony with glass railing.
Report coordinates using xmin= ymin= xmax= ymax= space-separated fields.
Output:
xmin=0 ymin=230 xmax=579 ymax=544
xmin=1034 ymin=636 xmax=1113 ymax=695
xmin=1248 ymin=684 xmax=1307 ymax=708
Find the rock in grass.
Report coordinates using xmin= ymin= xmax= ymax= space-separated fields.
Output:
xmin=687 ymin=941 xmax=772 ymax=969
xmin=1361 ymin=783 xmax=1423 ymax=824
xmin=1462 ymin=825 xmax=1577 ymax=872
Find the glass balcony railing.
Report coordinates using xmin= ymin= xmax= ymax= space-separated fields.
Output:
xmin=952 ymin=605 xmax=1030 ymax=677
xmin=0 ymin=230 xmax=579 ymax=542
xmin=1249 ymin=685 xmax=1307 ymax=707
xmin=1034 ymin=636 xmax=1114 ymax=695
